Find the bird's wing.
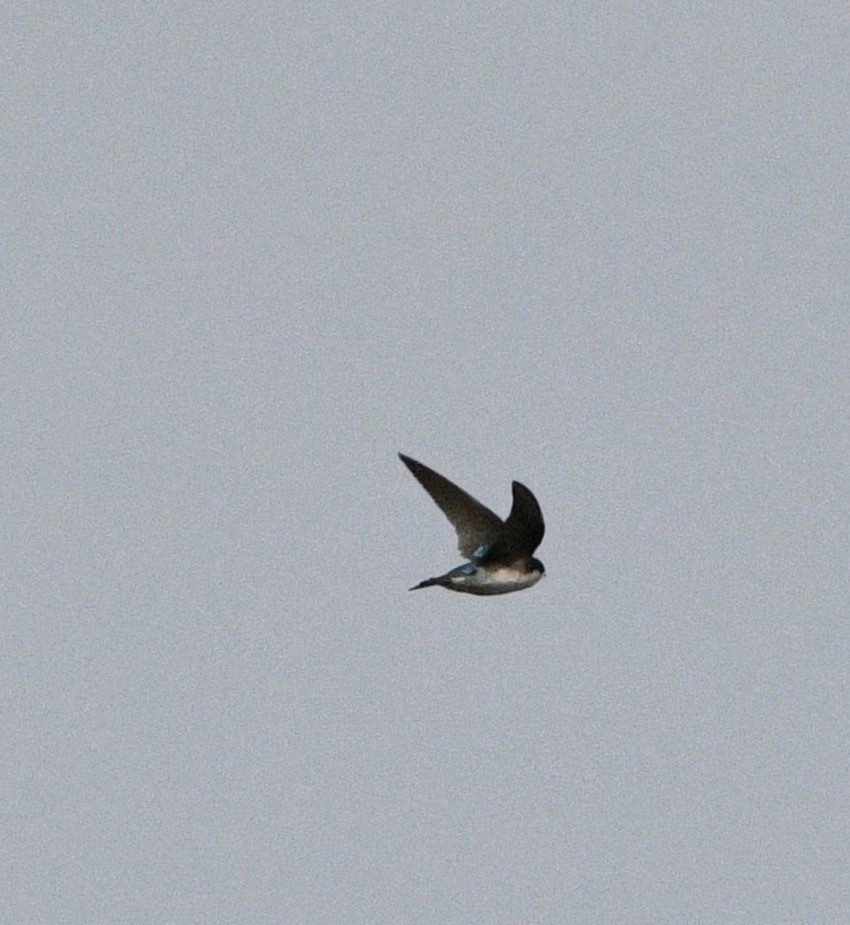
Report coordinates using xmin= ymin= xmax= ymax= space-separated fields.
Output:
xmin=399 ymin=454 xmax=504 ymax=559
xmin=483 ymin=481 xmax=545 ymax=562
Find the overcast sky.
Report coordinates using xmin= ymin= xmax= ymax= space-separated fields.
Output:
xmin=4 ymin=4 xmax=849 ymax=922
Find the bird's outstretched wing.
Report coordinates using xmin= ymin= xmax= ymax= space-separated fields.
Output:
xmin=399 ymin=454 xmax=504 ymax=559
xmin=482 ymin=481 xmax=545 ymax=562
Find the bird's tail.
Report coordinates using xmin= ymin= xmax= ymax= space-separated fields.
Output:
xmin=409 ymin=576 xmax=442 ymax=591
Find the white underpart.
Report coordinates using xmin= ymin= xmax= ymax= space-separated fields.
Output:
xmin=450 ymin=564 xmax=543 ymax=595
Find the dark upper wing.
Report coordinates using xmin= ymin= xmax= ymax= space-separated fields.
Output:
xmin=483 ymin=481 xmax=545 ymax=561
xmin=399 ymin=454 xmax=503 ymax=559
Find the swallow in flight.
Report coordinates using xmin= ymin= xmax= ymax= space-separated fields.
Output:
xmin=399 ymin=453 xmax=545 ymax=595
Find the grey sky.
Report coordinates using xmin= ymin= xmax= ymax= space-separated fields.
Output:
xmin=4 ymin=4 xmax=849 ymax=922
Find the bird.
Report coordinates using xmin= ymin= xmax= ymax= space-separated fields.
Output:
xmin=399 ymin=453 xmax=545 ymax=595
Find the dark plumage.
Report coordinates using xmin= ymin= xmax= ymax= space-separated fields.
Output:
xmin=399 ymin=453 xmax=545 ymax=595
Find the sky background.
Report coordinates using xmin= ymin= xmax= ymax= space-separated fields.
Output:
xmin=4 ymin=4 xmax=849 ymax=922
